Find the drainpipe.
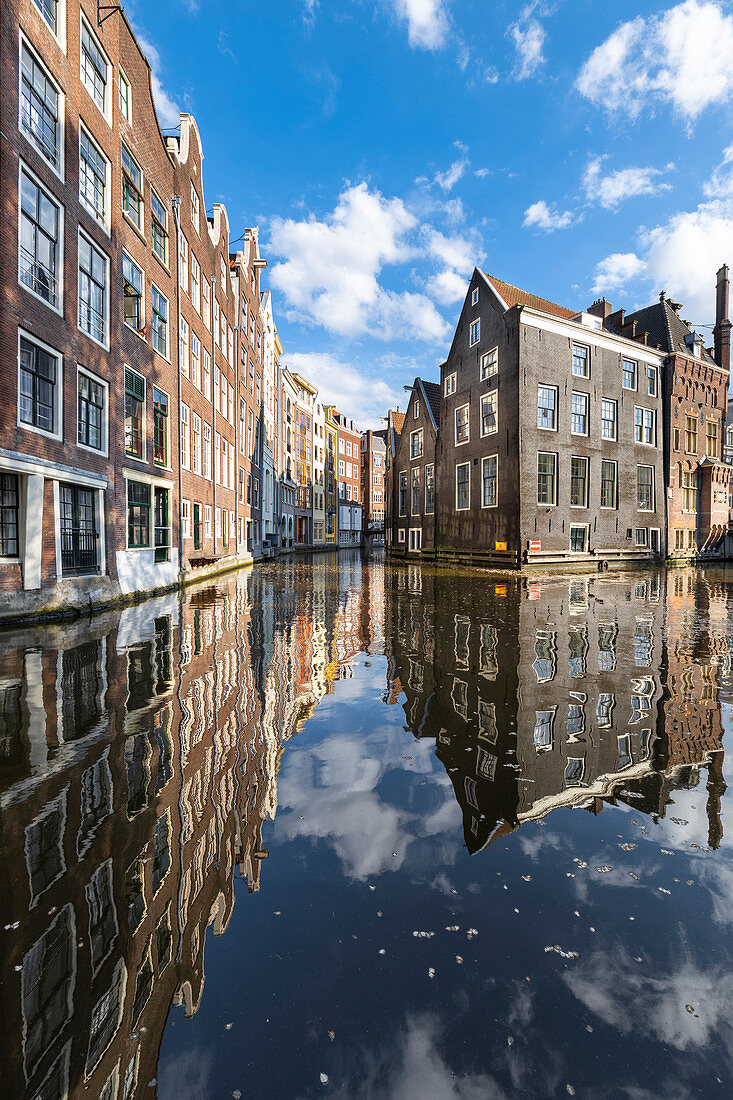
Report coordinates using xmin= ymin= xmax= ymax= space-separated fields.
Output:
xmin=172 ymin=194 xmax=184 ymax=575
xmin=211 ymin=275 xmax=217 ymax=556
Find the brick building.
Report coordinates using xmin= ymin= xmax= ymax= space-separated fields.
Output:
xmin=324 ymin=405 xmax=339 ymax=545
xmin=387 ymin=378 xmax=440 ymax=553
xmin=360 ymin=428 xmax=387 ymax=539
xmin=335 ymin=411 xmax=362 ymax=545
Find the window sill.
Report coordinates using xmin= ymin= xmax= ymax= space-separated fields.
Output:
xmin=122 ymin=212 xmax=146 ymax=244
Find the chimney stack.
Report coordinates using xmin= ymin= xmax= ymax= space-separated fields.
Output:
xmin=587 ymin=297 xmax=613 ymax=320
xmin=714 ymin=264 xmax=731 ymax=373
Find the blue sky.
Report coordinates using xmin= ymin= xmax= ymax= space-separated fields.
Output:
xmin=126 ymin=0 xmax=733 ymax=425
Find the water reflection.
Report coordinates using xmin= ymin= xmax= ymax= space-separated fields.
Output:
xmin=0 ymin=556 xmax=730 ymax=1099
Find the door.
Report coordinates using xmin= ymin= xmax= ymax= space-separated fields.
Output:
xmin=193 ymin=503 xmax=201 ymax=550
xmin=59 ymin=484 xmax=97 ymax=575
xmin=650 ymin=528 xmax=660 ymax=554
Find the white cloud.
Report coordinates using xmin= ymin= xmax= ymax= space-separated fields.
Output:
xmin=284 ymin=352 xmax=404 ymax=429
xmin=591 ymin=252 xmax=647 ymax=293
xmin=508 ymin=6 xmax=546 ymax=80
xmin=475 ymin=168 xmax=491 ymax=179
xmin=423 ymin=226 xmax=482 ymax=304
xmin=434 ymin=155 xmax=468 ymax=192
xmin=134 ymin=32 xmax=181 ymax=129
xmin=426 ymin=269 xmax=469 ymax=305
xmin=523 ymin=200 xmax=574 ymax=231
xmin=576 ymin=0 xmax=733 ymax=124
xmin=300 ymin=0 xmax=318 ymax=27
xmin=704 ymin=144 xmax=733 ymax=199
xmin=583 ymin=156 xmax=672 ymax=210
xmin=392 ymin=0 xmax=450 ymax=50
xmin=267 ymin=182 xmax=448 ymax=343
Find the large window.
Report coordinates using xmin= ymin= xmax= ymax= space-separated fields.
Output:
xmin=152 ymin=286 xmax=168 ymax=356
xmin=481 ymin=391 xmax=497 ymax=436
xmin=537 ymin=452 xmax=557 ymax=505
xmin=0 ymin=475 xmax=20 ymax=557
xmin=33 ymin=0 xmax=58 ymax=33
xmin=469 ymin=319 xmax=480 ymax=346
xmin=637 ymin=465 xmax=654 ymax=511
xmin=78 ymin=233 xmax=108 ymax=343
xmin=410 ymin=429 xmax=423 ymax=459
xmin=411 ymin=467 xmax=420 ymax=514
xmin=601 ymin=398 xmax=617 ymax=440
xmin=646 ymin=365 xmax=658 ymax=396
xmin=634 ymin=406 xmax=655 ymax=445
xmin=425 ymin=463 xmax=434 ymax=514
xmin=600 ymin=459 xmax=617 ymax=509
xmin=482 ymin=455 xmax=497 ymax=508
xmin=19 ymin=335 xmax=57 ymax=435
xmin=122 ymin=253 xmax=143 ymax=331
xmin=121 ymin=144 xmax=143 ymax=230
xmin=180 ymin=404 xmax=190 ymax=469
xmin=537 ymin=385 xmax=557 ymax=430
xmin=685 ymin=415 xmax=697 ymax=454
xmin=81 ymin=20 xmax=109 ymax=115
xmin=570 ymin=525 xmax=588 ymax=552
xmin=78 ymin=370 xmax=105 ymax=451
xmin=682 ymin=469 xmax=696 ymax=513
xmin=455 ymin=404 xmax=469 ymax=444
xmin=622 ymin=358 xmax=637 ymax=390
xmin=59 ymin=484 xmax=96 ymax=575
xmin=20 ymin=43 xmax=61 ymax=169
xmin=570 ymin=456 xmax=588 ymax=507
xmin=154 ymin=488 xmax=169 ymax=562
xmin=124 ymin=368 xmax=144 ymax=458
xmin=153 ymin=387 xmax=169 ymax=467
xmin=119 ymin=69 xmax=131 ymax=121
xmin=706 ymin=420 xmax=718 ymax=458
xmin=127 ymin=481 xmax=150 ymax=547
xmin=445 ymin=372 xmax=456 ymax=396
xmin=456 ymin=462 xmax=470 ymax=510
xmin=20 ymin=169 xmax=60 ymax=308
xmin=398 ymin=471 xmax=407 ymax=515
xmin=151 ymin=190 xmax=168 ymax=265
xmin=481 ymin=347 xmax=498 ymax=380
xmin=79 ymin=127 xmax=108 ymax=223
xmin=571 ymin=392 xmax=589 ymax=435
xmin=572 ymin=343 xmax=589 ymax=377
xmin=190 ymin=254 xmax=201 ymax=311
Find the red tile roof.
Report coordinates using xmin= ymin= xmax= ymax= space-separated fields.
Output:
xmin=485 ymin=274 xmax=576 ymax=320
xmin=392 ymin=411 xmax=406 ymax=435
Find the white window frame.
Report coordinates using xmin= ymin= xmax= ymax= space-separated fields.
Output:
xmin=444 ymin=372 xmax=456 ymax=396
xmin=572 ymin=343 xmax=590 ymax=378
xmin=78 ymin=122 xmax=110 ymax=231
xmin=76 ymin=365 xmax=108 ymax=457
xmin=118 ymin=66 xmax=131 ymax=122
xmin=646 ymin=365 xmax=658 ymax=398
xmin=80 ymin=14 xmax=111 ymax=123
xmin=481 ymin=455 xmax=498 ymax=509
xmin=637 ymin=464 xmax=655 ymax=513
xmin=622 ymin=357 xmax=637 ymax=391
xmin=180 ymin=404 xmax=191 ymax=470
xmin=19 ymin=35 xmax=65 ymax=179
xmin=77 ymin=228 xmax=109 ymax=348
xmin=471 ymin=287 xmax=479 ymax=306
xmin=469 ymin=318 xmax=480 ymax=347
xmin=181 ymin=499 xmax=191 ymax=540
xmin=456 ymin=461 xmax=470 ymax=511
xmin=408 ymin=527 xmax=422 ymax=552
xmin=634 ymin=406 xmax=656 ymax=446
xmin=571 ymin=391 xmax=590 ymax=436
xmin=17 ymin=327 xmax=63 ymax=442
xmin=537 ymin=384 xmax=558 ymax=431
xmin=570 ymin=455 xmax=589 ymax=509
xmin=480 ymin=347 xmax=498 ymax=380
xmin=537 ymin=452 xmax=557 ymax=507
xmin=600 ymin=458 xmax=618 ymax=510
xmin=455 ymin=403 xmax=470 ymax=446
xmin=122 ymin=249 xmax=144 ymax=334
xmin=480 ymin=390 xmax=498 ymax=437
xmin=18 ymin=160 xmax=64 ymax=316
xmin=569 ymin=524 xmax=589 ymax=553
xmin=397 ymin=528 xmax=405 ymax=543
xmin=151 ymin=284 xmax=170 ymax=360
xmin=635 ymin=527 xmax=648 ymax=548
xmin=190 ymin=182 xmax=200 ymax=234
xmin=410 ymin=428 xmax=423 ymax=459
xmin=32 ymin=0 xmax=66 ymax=47
xmin=601 ymin=397 xmax=617 ymax=441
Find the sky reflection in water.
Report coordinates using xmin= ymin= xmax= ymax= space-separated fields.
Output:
xmin=1 ymin=555 xmax=731 ymax=1099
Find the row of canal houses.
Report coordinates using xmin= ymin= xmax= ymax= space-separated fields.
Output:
xmin=385 ymin=266 xmax=733 ymax=565
xmin=1 ymin=0 xmax=386 ymax=622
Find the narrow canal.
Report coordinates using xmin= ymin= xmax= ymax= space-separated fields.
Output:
xmin=1 ymin=552 xmax=732 ymax=1099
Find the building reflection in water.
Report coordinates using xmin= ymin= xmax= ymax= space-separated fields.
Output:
xmin=0 ymin=557 xmax=729 ymax=1099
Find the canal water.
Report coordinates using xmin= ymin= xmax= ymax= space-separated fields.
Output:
xmin=1 ymin=553 xmax=732 ymax=1099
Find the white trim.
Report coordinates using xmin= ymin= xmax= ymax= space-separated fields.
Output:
xmin=76 ymin=364 xmax=109 ymax=458
xmin=31 ymin=0 xmax=67 ymax=52
xmin=455 ymin=402 xmax=470 ymax=446
xmin=79 ymin=12 xmax=112 ymax=125
xmin=480 ymin=390 xmax=498 ymax=437
xmin=17 ymin=158 xmax=65 ymax=316
xmin=118 ymin=66 xmax=132 ymax=124
xmin=122 ymin=468 xmax=174 ymax=488
xmin=122 ymin=248 xmax=145 ymax=336
xmin=0 ymin=450 xmax=107 ymax=488
xmin=569 ymin=523 xmax=590 ymax=553
xmin=481 ymin=454 xmax=498 ymax=509
xmin=520 ymin=307 xmax=665 ymax=367
xmin=456 ymin=460 xmax=470 ymax=511
xmin=17 ymin=327 xmax=63 ymax=443
xmin=124 ymin=364 xmax=147 ymax=461
xmin=77 ymin=227 xmax=110 ymax=349
xmin=444 ymin=371 xmax=457 ymax=397
xmin=78 ymin=119 xmax=110 ymax=234
xmin=18 ymin=31 xmax=65 ymax=181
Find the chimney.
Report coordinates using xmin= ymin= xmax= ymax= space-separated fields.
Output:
xmin=714 ymin=264 xmax=731 ymax=373
xmin=587 ymin=297 xmax=613 ymax=320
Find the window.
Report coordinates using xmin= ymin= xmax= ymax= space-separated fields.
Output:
xmin=411 ymin=467 xmax=420 ymax=514
xmin=456 ymin=462 xmax=470 ymax=510
xmin=78 ymin=232 xmax=108 ymax=343
xmin=635 ymin=527 xmax=648 ymax=548
xmin=571 ymin=392 xmax=589 ymax=435
xmin=397 ymin=528 xmax=405 ymax=543
xmin=469 ymin=319 xmax=480 ymax=346
xmin=675 ymin=528 xmax=684 ymax=550
xmin=622 ymin=358 xmax=637 ymax=390
xmin=601 ymin=398 xmax=617 ymax=440
xmin=674 ymin=426 xmax=680 ymax=451
xmin=59 ymin=484 xmax=97 ymax=576
xmin=119 ymin=69 xmax=131 ymax=121
xmin=646 ymin=365 xmax=658 ymax=397
xmin=121 ymin=144 xmax=143 ymax=230
xmin=81 ymin=20 xmax=109 ymax=114
xmin=600 ymin=459 xmax=617 ymax=509
xmin=445 ymin=372 xmax=456 ymax=396
xmin=410 ymin=429 xmax=423 ymax=459
xmin=78 ymin=370 xmax=106 ymax=452
xmin=153 ymin=387 xmax=168 ymax=466
xmin=190 ymin=182 xmax=200 ymax=232
xmin=181 ymin=499 xmax=190 ymax=539
xmin=122 ymin=252 xmax=143 ymax=330
xmin=425 ymin=463 xmax=434 ymax=514
xmin=190 ymin=254 xmax=200 ymax=311
xmin=413 ymin=399 xmax=420 ymax=419
xmin=0 ymin=474 xmax=20 ymax=557
xmin=124 ymin=368 xmax=144 ymax=458
xmin=481 ymin=391 xmax=497 ymax=436
xmin=537 ymin=385 xmax=557 ymax=430
xmin=572 ymin=344 xmax=589 ymax=377
xmin=455 ymin=404 xmax=469 ymax=444
xmin=202 ymin=279 xmax=211 ymax=330
xmin=19 ymin=169 xmax=60 ymax=309
xmin=178 ymin=231 xmax=189 ymax=294
xmin=537 ymin=452 xmax=557 ymax=505
xmin=685 ymin=414 xmax=697 ymax=453
xmin=399 ymin=471 xmax=407 ymax=515
xmin=570 ymin=456 xmax=588 ymax=507
xmin=179 ymin=318 xmax=189 ymax=376
xmin=19 ymin=335 xmax=57 ymax=435
xmin=127 ymin=481 xmax=150 ymax=547
xmin=154 ymin=488 xmax=169 ymax=562
xmin=20 ymin=42 xmax=61 ymax=168
xmin=634 ymin=406 xmax=655 ymax=445
xmin=471 ymin=287 xmax=479 ymax=305
xmin=145 ymin=189 xmax=167 ymax=266
xmin=481 ymin=347 xmax=498 ymax=379
xmin=682 ymin=469 xmax=696 ymax=513
xmin=637 ymin=465 xmax=654 ymax=511
xmin=482 ymin=455 xmax=498 ymax=508
xmin=570 ymin=525 xmax=588 ymax=552
xmin=152 ymin=286 xmax=168 ymax=356
xmin=706 ymin=420 xmax=718 ymax=458
xmin=534 ymin=710 xmax=554 ymax=751
xmin=79 ymin=127 xmax=108 ymax=224
xmin=33 ymin=0 xmax=58 ymax=33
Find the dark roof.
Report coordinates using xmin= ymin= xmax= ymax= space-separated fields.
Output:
xmin=484 ymin=274 xmax=576 ymax=320
xmin=418 ymin=379 xmax=441 ymax=428
xmin=624 ymin=299 xmax=717 ymax=365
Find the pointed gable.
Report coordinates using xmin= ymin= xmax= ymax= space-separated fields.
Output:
xmin=484 ymin=273 xmax=576 ymax=321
